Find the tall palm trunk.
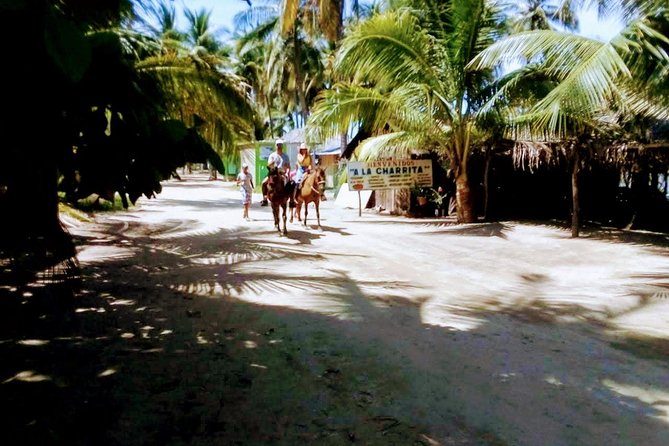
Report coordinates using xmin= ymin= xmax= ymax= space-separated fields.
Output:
xmin=265 ymin=92 xmax=274 ymax=138
xmin=292 ymin=30 xmax=309 ymax=124
xmin=455 ymin=172 xmax=475 ymax=223
xmin=453 ymin=122 xmax=476 ymax=223
xmin=571 ymin=147 xmax=580 ymax=238
xmin=483 ymin=145 xmax=493 ymax=220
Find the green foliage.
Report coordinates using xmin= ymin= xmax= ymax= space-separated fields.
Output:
xmin=411 ymin=185 xmax=432 ymax=197
xmin=470 ymin=1 xmax=669 ymax=139
xmin=0 ymin=0 xmax=257 ymax=270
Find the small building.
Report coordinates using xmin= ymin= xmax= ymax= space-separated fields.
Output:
xmin=313 ymin=136 xmax=342 ymax=190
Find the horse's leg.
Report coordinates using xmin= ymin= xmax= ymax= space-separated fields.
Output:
xmin=281 ymin=203 xmax=288 ymax=235
xmin=315 ymin=199 xmax=321 ymax=229
xmin=303 ymin=200 xmax=309 ymax=227
xmin=289 ymin=186 xmax=296 ymax=223
xmin=273 ymin=205 xmax=280 ymax=233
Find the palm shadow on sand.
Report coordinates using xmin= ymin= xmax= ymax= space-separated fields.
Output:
xmin=3 ymin=216 xmax=669 ymax=445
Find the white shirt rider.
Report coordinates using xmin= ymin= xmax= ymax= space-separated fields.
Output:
xmin=268 ymin=151 xmax=290 ymax=173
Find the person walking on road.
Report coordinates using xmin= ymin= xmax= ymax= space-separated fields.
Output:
xmin=237 ymin=163 xmax=254 ymax=220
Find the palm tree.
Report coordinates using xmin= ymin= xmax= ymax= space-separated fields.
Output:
xmin=279 ymin=0 xmax=366 ymax=149
xmin=1 ymin=0 xmax=257 ymax=284
xmin=0 ymin=0 xmax=139 ymax=280
xmin=508 ymin=0 xmax=579 ymax=32
xmin=184 ymin=7 xmax=225 ymax=55
xmin=142 ymin=0 xmax=186 ymax=49
xmin=279 ymin=0 xmax=346 ymax=44
xmin=308 ymin=0 xmax=506 ymax=223
xmin=233 ymin=0 xmax=326 ymax=129
xmin=144 ymin=6 xmax=255 ymax=162
xmin=469 ymin=0 xmax=669 ymax=235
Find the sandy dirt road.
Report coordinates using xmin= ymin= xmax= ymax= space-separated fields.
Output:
xmin=3 ymin=173 xmax=669 ymax=445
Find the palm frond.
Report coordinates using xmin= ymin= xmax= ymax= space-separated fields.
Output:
xmin=137 ymin=54 xmax=254 ymax=151
xmin=233 ymin=4 xmax=278 ymax=33
xmin=319 ymin=0 xmax=343 ymax=42
xmin=307 ymin=82 xmax=436 ymax=143
xmin=355 ymin=131 xmax=428 ymax=161
xmin=335 ymin=10 xmax=442 ymax=90
xmin=279 ymin=0 xmax=299 ymax=36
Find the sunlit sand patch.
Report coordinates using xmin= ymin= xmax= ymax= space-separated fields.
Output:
xmin=110 ymin=299 xmax=135 ymax=306
xmin=544 ymin=376 xmax=565 ymax=387
xmin=141 ymin=348 xmax=164 ymax=353
xmin=191 ymin=251 xmax=280 ymax=266
xmin=610 ymin=295 xmax=669 ymax=337
xmin=77 ymin=245 xmax=136 ymax=263
xmin=17 ymin=339 xmax=50 ymax=346
xmin=4 ymin=370 xmax=52 ymax=383
xmin=97 ymin=368 xmax=117 ymax=378
xmin=420 ymin=301 xmax=485 ymax=331
xmin=170 ymin=283 xmax=217 ymax=295
xmin=602 ymin=379 xmax=669 ymax=422
xmin=233 ymin=289 xmax=357 ymax=321
xmin=75 ymin=307 xmax=106 ymax=313
xmin=250 ymin=363 xmax=267 ymax=370
xmin=494 ymin=372 xmax=520 ymax=383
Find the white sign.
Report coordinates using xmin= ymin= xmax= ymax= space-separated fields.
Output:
xmin=347 ymin=159 xmax=433 ymax=191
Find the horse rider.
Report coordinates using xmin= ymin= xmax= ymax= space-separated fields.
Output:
xmin=292 ymin=142 xmax=313 ymax=199
xmin=261 ymin=138 xmax=291 ymax=206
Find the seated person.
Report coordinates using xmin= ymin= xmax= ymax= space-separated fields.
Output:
xmin=261 ymin=138 xmax=290 ymax=205
xmin=294 ymin=142 xmax=312 ymax=190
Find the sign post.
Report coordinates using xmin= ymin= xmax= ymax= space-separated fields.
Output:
xmin=347 ymin=159 xmax=433 ymax=215
xmin=347 ymin=159 xmax=432 ymax=191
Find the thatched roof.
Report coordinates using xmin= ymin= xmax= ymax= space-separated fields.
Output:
xmin=509 ymin=138 xmax=669 ymax=173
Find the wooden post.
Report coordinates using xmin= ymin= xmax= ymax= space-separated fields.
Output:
xmin=358 ymin=190 xmax=362 ymax=217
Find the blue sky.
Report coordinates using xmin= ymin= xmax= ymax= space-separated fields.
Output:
xmin=170 ymin=0 xmax=625 ymax=41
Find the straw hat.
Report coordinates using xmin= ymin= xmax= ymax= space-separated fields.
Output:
xmin=299 ymin=142 xmax=308 ymax=150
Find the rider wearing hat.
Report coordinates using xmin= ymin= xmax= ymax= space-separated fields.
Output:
xmin=261 ymin=138 xmax=291 ymax=206
xmin=295 ymin=143 xmax=312 ymax=183
xmin=292 ymin=142 xmax=313 ymax=201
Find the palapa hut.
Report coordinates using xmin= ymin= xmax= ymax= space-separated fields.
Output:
xmin=482 ymin=133 xmax=669 ymax=233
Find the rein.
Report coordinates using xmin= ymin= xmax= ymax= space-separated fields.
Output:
xmin=304 ymin=171 xmax=325 ymax=196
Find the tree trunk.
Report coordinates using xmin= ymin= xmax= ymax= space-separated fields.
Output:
xmin=571 ymin=151 xmax=580 ymax=238
xmin=483 ymin=147 xmax=492 ymax=221
xmin=292 ymin=31 xmax=309 ymax=124
xmin=2 ymin=148 xmax=75 ymax=284
xmin=455 ymin=172 xmax=476 ymax=223
xmin=265 ymin=92 xmax=274 ymax=138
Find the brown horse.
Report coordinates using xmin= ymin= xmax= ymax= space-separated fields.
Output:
xmin=291 ymin=166 xmax=326 ymax=228
xmin=266 ymin=167 xmax=292 ymax=235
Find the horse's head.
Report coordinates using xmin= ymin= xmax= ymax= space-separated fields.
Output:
xmin=313 ymin=166 xmax=326 ymax=195
xmin=267 ymin=167 xmax=289 ymax=200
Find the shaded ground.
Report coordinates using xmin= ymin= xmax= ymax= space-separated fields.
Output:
xmin=2 ymin=173 xmax=669 ymax=445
